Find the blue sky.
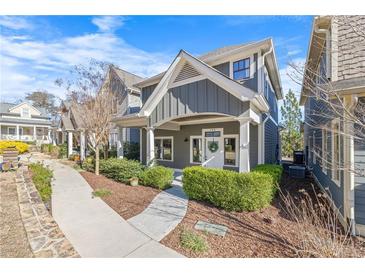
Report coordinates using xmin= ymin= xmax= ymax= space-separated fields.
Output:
xmin=0 ymin=15 xmax=312 ymax=103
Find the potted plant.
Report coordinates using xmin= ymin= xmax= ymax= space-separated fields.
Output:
xmin=129 ymin=177 xmax=139 ymax=186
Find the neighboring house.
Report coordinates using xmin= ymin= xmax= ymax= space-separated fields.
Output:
xmin=114 ymin=38 xmax=282 ymax=172
xmin=300 ymin=16 xmax=365 ymax=236
xmin=0 ymin=101 xmax=52 ymax=144
xmin=58 ymin=65 xmax=144 ymax=159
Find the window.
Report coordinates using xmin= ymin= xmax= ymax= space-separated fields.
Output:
xmin=224 ymin=137 xmax=237 ymax=166
xmin=332 ymin=119 xmax=341 ymax=185
xmin=154 ymin=137 xmax=173 ymax=161
xmin=8 ymin=127 xmax=16 ymax=135
xmin=22 ymin=108 xmax=30 ymax=117
xmin=233 ymin=58 xmax=250 ymax=80
xmin=190 ymin=136 xmax=202 ymax=163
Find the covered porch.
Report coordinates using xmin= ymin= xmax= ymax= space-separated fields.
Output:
xmin=114 ymin=112 xmax=263 ymax=172
xmin=0 ymin=123 xmax=52 ymax=143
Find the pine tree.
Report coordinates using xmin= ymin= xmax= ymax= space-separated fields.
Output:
xmin=280 ymin=89 xmax=303 ymax=158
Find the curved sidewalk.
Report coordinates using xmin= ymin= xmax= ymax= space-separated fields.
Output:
xmin=35 ymin=156 xmax=183 ymax=258
xmin=128 ymin=171 xmax=188 ymax=241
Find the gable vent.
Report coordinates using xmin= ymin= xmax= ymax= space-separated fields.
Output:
xmin=173 ymin=62 xmax=201 ymax=83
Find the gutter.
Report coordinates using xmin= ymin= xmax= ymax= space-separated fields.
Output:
xmin=314 ymin=23 xmax=331 ymax=79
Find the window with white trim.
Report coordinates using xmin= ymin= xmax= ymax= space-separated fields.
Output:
xmin=233 ymin=58 xmax=250 ymax=80
xmin=22 ymin=107 xmax=30 ymax=117
xmin=190 ymin=136 xmax=202 ymax=164
xmin=332 ymin=119 xmax=341 ymax=185
xmin=154 ymin=137 xmax=173 ymax=161
xmin=224 ymin=136 xmax=238 ymax=166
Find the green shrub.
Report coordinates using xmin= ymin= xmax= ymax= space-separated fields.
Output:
xmin=180 ymin=229 xmax=208 ymax=253
xmin=183 ymin=166 xmax=282 ymax=211
xmin=57 ymin=143 xmax=67 ymax=159
xmin=99 ymin=158 xmax=144 ymax=183
xmin=252 ymin=164 xmax=283 ymax=194
xmin=140 ymin=165 xmax=174 ymax=190
xmin=82 ymin=156 xmax=95 ymax=172
xmin=123 ymin=142 xmax=140 ymax=160
xmin=29 ymin=163 xmax=53 ymax=202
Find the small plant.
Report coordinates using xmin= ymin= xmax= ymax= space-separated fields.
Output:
xmin=140 ymin=165 xmax=174 ymax=190
xmin=0 ymin=141 xmax=29 ymax=154
xmin=180 ymin=229 xmax=209 ymax=253
xmin=57 ymin=143 xmax=67 ymax=159
xmin=99 ymin=158 xmax=144 ymax=183
xmin=29 ymin=163 xmax=53 ymax=202
xmin=92 ymin=188 xmax=112 ymax=198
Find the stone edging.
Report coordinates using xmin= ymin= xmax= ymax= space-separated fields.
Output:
xmin=15 ymin=165 xmax=79 ymax=258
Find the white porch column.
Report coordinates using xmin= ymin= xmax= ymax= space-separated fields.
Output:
xmin=16 ymin=125 xmax=19 ymax=140
xmin=146 ymin=127 xmax=155 ymax=166
xmin=258 ymin=123 xmax=264 ymax=164
xmin=33 ymin=125 xmax=36 ymax=141
xmin=239 ymin=119 xmax=250 ymax=173
xmin=47 ymin=128 xmax=51 ymax=143
xmin=80 ymin=131 xmax=86 ymax=161
xmin=117 ymin=126 xmax=124 ymax=158
xmin=67 ymin=131 xmax=73 ymax=157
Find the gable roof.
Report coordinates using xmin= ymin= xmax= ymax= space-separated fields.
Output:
xmin=110 ymin=66 xmax=144 ymax=93
xmin=139 ymin=50 xmax=269 ymax=117
xmin=0 ymin=101 xmax=49 ymax=118
xmin=134 ymin=38 xmax=282 ymax=99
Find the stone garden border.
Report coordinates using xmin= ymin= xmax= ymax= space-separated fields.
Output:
xmin=15 ymin=165 xmax=79 ymax=258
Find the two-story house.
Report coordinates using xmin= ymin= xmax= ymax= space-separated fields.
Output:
xmin=300 ymin=16 xmax=365 ymax=236
xmin=113 ymin=38 xmax=282 ymax=172
xmin=0 ymin=101 xmax=53 ymax=144
xmin=58 ymin=65 xmax=143 ymax=159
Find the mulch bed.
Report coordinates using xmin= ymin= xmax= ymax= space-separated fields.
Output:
xmin=160 ymin=173 xmax=365 ymax=258
xmin=80 ymin=171 xmax=160 ymax=220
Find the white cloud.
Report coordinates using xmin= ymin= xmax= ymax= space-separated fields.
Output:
xmin=0 ymin=16 xmax=33 ymax=30
xmin=279 ymin=57 xmax=305 ymax=97
xmin=0 ymin=18 xmax=172 ymax=101
xmin=91 ymin=16 xmax=126 ymax=32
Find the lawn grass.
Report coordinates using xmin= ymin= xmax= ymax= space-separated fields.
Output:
xmin=180 ymin=229 xmax=209 ymax=253
xmin=29 ymin=163 xmax=53 ymax=202
xmin=92 ymin=188 xmax=112 ymax=198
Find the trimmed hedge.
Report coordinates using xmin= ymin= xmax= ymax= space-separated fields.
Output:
xmin=140 ymin=165 xmax=174 ymax=190
xmin=0 ymin=141 xmax=29 ymax=154
xmin=183 ymin=165 xmax=283 ymax=212
xmin=99 ymin=158 xmax=144 ymax=183
xmin=29 ymin=163 xmax=53 ymax=202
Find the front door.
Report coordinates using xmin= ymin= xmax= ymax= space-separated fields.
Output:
xmin=203 ymin=128 xmax=224 ymax=168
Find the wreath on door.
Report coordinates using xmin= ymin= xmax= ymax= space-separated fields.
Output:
xmin=208 ymin=141 xmax=219 ymax=153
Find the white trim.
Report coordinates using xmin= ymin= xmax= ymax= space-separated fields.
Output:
xmin=223 ymin=134 xmax=239 ymax=167
xmin=154 ymin=136 xmax=174 ymax=162
xmin=190 ymin=135 xmax=203 ymax=164
xmin=331 ymin=118 xmax=341 ymax=187
xmin=322 ymin=128 xmax=327 ymax=174
xmin=139 ymin=128 xmax=143 ymax=162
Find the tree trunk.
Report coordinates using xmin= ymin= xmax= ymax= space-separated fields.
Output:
xmin=104 ymin=143 xmax=108 ymax=159
xmin=95 ymin=146 xmax=100 ymax=175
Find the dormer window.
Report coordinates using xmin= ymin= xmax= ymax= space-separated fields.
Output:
xmin=22 ymin=108 xmax=30 ymax=117
xmin=233 ymin=58 xmax=250 ymax=81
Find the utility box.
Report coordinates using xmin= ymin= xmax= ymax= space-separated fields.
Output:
xmin=289 ymin=165 xmax=306 ymax=179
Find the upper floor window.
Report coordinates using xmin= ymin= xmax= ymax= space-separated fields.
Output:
xmin=22 ymin=108 xmax=30 ymax=117
xmin=233 ymin=58 xmax=250 ymax=81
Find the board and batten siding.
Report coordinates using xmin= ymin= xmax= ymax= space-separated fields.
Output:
xmin=355 ymin=139 xmax=365 ymax=225
xmin=141 ymin=83 xmax=158 ymax=106
xmin=148 ymin=79 xmax=250 ymax=126
xmin=264 ymin=117 xmax=279 ymax=164
xmin=213 ymin=62 xmax=230 ymax=77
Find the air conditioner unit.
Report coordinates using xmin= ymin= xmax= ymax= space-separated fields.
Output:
xmin=289 ymin=165 xmax=306 ymax=179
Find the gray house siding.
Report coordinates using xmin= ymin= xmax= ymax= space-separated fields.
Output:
xmin=241 ymin=53 xmax=258 ymax=92
xmin=213 ymin=62 xmax=230 ymax=77
xmin=141 ymin=83 xmax=158 ymax=106
xmin=355 ymin=139 xmax=365 ymax=225
xmin=264 ymin=118 xmax=279 ymax=164
xmin=250 ymin=124 xmax=258 ymax=169
xmin=149 ymin=79 xmax=250 ymax=126
xmin=265 ymin=80 xmax=278 ymax=123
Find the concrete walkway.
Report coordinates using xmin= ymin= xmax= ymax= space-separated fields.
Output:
xmin=28 ymin=155 xmax=183 ymax=258
xmin=128 ymin=171 xmax=188 ymax=241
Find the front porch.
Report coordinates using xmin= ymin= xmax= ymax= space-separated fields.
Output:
xmin=0 ymin=124 xmax=52 ymax=144
xmin=115 ymin=113 xmax=263 ymax=172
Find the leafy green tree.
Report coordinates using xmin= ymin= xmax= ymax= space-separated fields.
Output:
xmin=280 ymin=89 xmax=303 ymax=158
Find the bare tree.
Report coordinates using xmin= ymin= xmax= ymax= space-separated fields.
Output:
xmin=287 ymin=15 xmax=365 ymax=177
xmin=56 ymin=59 xmax=119 ymax=175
